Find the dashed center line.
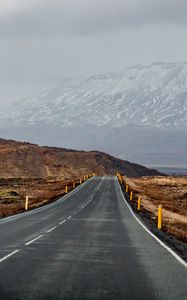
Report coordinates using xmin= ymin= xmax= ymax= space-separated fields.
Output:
xmin=59 ymin=220 xmax=67 ymax=225
xmin=25 ymin=235 xmax=43 ymax=246
xmin=47 ymin=226 xmax=57 ymax=233
xmin=0 ymin=249 xmax=20 ymax=264
xmin=0 ymin=177 xmax=104 ymax=264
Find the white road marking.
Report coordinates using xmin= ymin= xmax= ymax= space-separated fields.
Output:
xmin=0 ymin=176 xmax=102 ymax=264
xmin=0 ymin=176 xmax=95 ymax=225
xmin=25 ymin=235 xmax=43 ymax=246
xmin=0 ymin=249 xmax=20 ymax=264
xmin=47 ymin=226 xmax=57 ymax=233
xmin=59 ymin=220 xmax=67 ymax=225
xmin=116 ymin=178 xmax=187 ymax=268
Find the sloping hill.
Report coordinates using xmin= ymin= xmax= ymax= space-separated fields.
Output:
xmin=0 ymin=138 xmax=162 ymax=179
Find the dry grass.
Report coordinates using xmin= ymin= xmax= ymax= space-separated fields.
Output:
xmin=0 ymin=177 xmax=80 ymax=217
xmin=123 ymin=176 xmax=187 ymax=242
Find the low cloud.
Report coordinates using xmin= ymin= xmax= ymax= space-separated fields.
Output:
xmin=0 ymin=0 xmax=186 ymax=104
xmin=0 ymin=0 xmax=186 ymax=38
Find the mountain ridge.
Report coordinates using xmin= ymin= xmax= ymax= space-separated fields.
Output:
xmin=0 ymin=62 xmax=186 ymax=167
xmin=1 ymin=62 xmax=187 ymax=130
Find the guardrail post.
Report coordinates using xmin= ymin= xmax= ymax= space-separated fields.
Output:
xmin=73 ymin=182 xmax=75 ymax=189
xmin=80 ymin=178 xmax=82 ymax=184
xmin=25 ymin=196 xmax=29 ymax=210
xmin=130 ymin=191 xmax=133 ymax=201
xmin=158 ymin=205 xmax=162 ymax=229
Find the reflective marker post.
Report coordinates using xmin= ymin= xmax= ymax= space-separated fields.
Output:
xmin=65 ymin=185 xmax=68 ymax=194
xmin=137 ymin=197 xmax=141 ymax=211
xmin=126 ymin=184 xmax=129 ymax=193
xmin=158 ymin=205 xmax=162 ymax=229
xmin=25 ymin=196 xmax=29 ymax=210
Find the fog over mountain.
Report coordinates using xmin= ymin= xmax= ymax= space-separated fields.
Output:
xmin=0 ymin=62 xmax=186 ymax=168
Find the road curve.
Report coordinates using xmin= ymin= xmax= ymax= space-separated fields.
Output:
xmin=0 ymin=176 xmax=186 ymax=300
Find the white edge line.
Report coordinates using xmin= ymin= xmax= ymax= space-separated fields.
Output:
xmin=67 ymin=177 xmax=104 ymax=217
xmin=23 ymin=177 xmax=103 ymax=247
xmin=25 ymin=235 xmax=43 ymax=246
xmin=0 ymin=176 xmax=96 ymax=224
xmin=116 ymin=178 xmax=187 ymax=268
xmin=0 ymin=249 xmax=20 ymax=263
xmin=0 ymin=177 xmax=102 ymax=264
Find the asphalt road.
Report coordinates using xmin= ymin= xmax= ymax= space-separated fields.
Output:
xmin=0 ymin=176 xmax=186 ymax=300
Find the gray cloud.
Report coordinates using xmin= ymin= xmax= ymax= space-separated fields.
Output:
xmin=0 ymin=0 xmax=187 ymax=104
xmin=0 ymin=0 xmax=186 ymax=38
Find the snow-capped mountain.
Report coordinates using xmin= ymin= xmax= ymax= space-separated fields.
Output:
xmin=0 ymin=62 xmax=187 ymax=167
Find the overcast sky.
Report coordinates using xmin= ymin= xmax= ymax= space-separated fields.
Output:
xmin=0 ymin=0 xmax=187 ymax=104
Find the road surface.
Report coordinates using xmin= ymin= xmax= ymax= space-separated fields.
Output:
xmin=0 ymin=176 xmax=186 ymax=299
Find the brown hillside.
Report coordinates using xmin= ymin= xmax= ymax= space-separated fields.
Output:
xmin=0 ymin=138 xmax=162 ymax=179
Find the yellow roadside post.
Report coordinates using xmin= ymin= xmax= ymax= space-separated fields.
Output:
xmin=158 ymin=205 xmax=162 ymax=229
xmin=80 ymin=178 xmax=82 ymax=184
xmin=137 ymin=197 xmax=141 ymax=211
xmin=25 ymin=196 xmax=29 ymax=210
xmin=118 ymin=173 xmax=121 ymax=184
xmin=73 ymin=181 xmax=75 ymax=189
xmin=125 ymin=184 xmax=129 ymax=193
xmin=130 ymin=191 xmax=133 ymax=201
xmin=65 ymin=185 xmax=68 ymax=194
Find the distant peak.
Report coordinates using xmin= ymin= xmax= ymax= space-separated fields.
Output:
xmin=122 ymin=61 xmax=187 ymax=72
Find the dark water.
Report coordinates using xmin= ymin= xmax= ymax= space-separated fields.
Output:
xmin=155 ymin=167 xmax=187 ymax=176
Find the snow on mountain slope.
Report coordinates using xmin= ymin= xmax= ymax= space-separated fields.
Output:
xmin=0 ymin=62 xmax=186 ymax=167
xmin=0 ymin=62 xmax=187 ymax=131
